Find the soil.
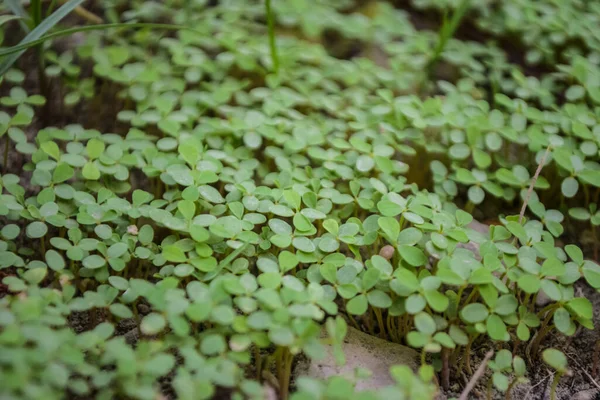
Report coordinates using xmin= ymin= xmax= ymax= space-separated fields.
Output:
xmin=441 ymin=282 xmax=600 ymax=400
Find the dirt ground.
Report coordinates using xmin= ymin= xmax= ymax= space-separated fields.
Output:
xmin=440 ymin=282 xmax=600 ymax=400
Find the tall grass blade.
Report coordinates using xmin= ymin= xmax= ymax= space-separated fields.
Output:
xmin=0 ymin=15 xmax=24 ymax=28
xmin=0 ymin=0 xmax=85 ymax=75
xmin=426 ymin=0 xmax=471 ymax=79
xmin=4 ymin=0 xmax=30 ymax=32
xmin=265 ymin=0 xmax=279 ymax=73
xmin=0 ymin=22 xmax=196 ymax=58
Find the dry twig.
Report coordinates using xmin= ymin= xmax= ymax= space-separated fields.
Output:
xmin=566 ymin=352 xmax=600 ymax=390
xmin=459 ymin=350 xmax=494 ymax=400
xmin=58 ymin=0 xmax=103 ymax=24
xmin=519 ymin=145 xmax=551 ymax=224
xmin=523 ymin=373 xmax=550 ymax=400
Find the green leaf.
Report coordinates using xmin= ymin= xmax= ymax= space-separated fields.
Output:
xmin=278 ymin=251 xmax=298 ymax=272
xmin=542 ymin=348 xmax=567 ymax=372
xmin=362 ymin=268 xmax=381 ymax=291
xmin=553 ymin=308 xmax=571 ymax=333
xmin=45 ymin=250 xmax=65 ymax=271
xmin=398 ymin=245 xmax=426 ymax=266
xmin=513 ymin=356 xmax=526 ymax=377
xmin=107 ymin=242 xmax=128 ymax=258
xmin=561 ymin=177 xmax=579 ymax=198
xmin=467 ymin=185 xmax=485 ymax=204
xmin=86 ymin=138 xmax=105 ymax=159
xmin=110 ymin=303 xmax=133 ymax=319
xmin=492 ymin=372 xmax=509 ymax=392
xmin=162 ymin=245 xmax=187 ymax=263
xmin=517 ymin=274 xmax=540 ymax=294
xmin=41 ymin=141 xmax=60 ymax=160
xmin=455 ymin=210 xmax=473 ymax=226
xmin=569 ymin=207 xmax=591 ymax=220
xmin=378 ymin=217 xmax=399 ymax=242
xmin=392 ymin=268 xmax=420 ymax=293
xmin=460 ymin=303 xmax=489 ymax=323
xmin=540 ymin=280 xmax=562 ymax=302
xmin=26 ymin=221 xmax=47 ymax=238
xmin=141 ymin=313 xmax=166 ymax=335
xmin=347 ymin=294 xmax=368 ymax=315
xmin=565 ymin=245 xmax=584 ymax=265
xmin=540 ymin=258 xmax=565 ymax=277
xmin=414 ymin=312 xmax=436 ymax=335
xmin=53 ymin=163 xmax=74 ymax=183
xmin=424 ymin=290 xmax=449 ymax=312
xmin=486 ymin=314 xmax=508 ymax=341
xmin=82 ymin=254 xmax=106 ymax=269
xmin=578 ymin=170 xmax=600 ymax=187
xmin=269 ymin=326 xmax=294 ymax=346
xmin=367 ymin=290 xmax=392 ymax=308
xmin=405 ymin=294 xmax=426 ymax=314
xmin=198 ymin=185 xmax=225 ymax=203
xmin=201 ymin=333 xmax=226 ymax=355
xmin=82 ymin=162 xmax=100 ymax=180
xmin=567 ymin=297 xmax=593 ymax=320
xmin=190 ymin=225 xmax=209 ymax=242
xmin=108 ymin=276 xmax=129 ymax=291
xmin=397 ymin=227 xmax=423 ymax=246
xmin=23 ymin=267 xmax=47 ymax=284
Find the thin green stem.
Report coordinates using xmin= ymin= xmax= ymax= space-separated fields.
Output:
xmin=461 ymin=287 xmax=479 ymax=308
xmin=464 ymin=201 xmax=475 ymax=214
xmin=265 ymin=0 xmax=279 ymax=73
xmin=550 ymin=372 xmax=562 ymax=400
xmin=31 ymin=0 xmax=43 ymax=25
xmin=374 ymin=307 xmax=387 ymax=340
xmin=584 ymin=184 xmax=591 ymax=206
xmin=505 ymin=379 xmax=517 ymax=400
xmin=366 ymin=307 xmax=376 ymax=335
xmin=281 ymin=349 xmax=293 ymax=400
xmin=254 ymin=346 xmax=262 ymax=381
xmin=47 ymin=0 xmax=59 ymax=16
xmin=343 ymin=299 xmax=360 ymax=330
xmin=3 ymin=137 xmax=9 ymax=174
xmin=592 ymin=224 xmax=599 ymax=261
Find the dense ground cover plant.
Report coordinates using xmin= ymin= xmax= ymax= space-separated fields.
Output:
xmin=1 ymin=0 xmax=600 ymax=399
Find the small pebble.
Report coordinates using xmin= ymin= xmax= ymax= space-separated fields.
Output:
xmin=379 ymin=245 xmax=395 ymax=260
xmin=572 ymin=389 xmax=600 ymax=400
xmin=536 ymin=289 xmax=552 ymax=307
xmin=137 ymin=304 xmax=150 ymax=315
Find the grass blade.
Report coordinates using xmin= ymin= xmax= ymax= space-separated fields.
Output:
xmin=203 ymin=243 xmax=249 ymax=282
xmin=0 ymin=0 xmax=85 ymax=75
xmin=4 ymin=0 xmax=30 ymax=32
xmin=426 ymin=0 xmax=471 ymax=78
xmin=0 ymin=22 xmax=198 ymax=58
xmin=0 ymin=15 xmax=24 ymax=28
xmin=265 ymin=0 xmax=279 ymax=73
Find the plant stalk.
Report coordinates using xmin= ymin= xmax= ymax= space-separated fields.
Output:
xmin=265 ymin=0 xmax=279 ymax=73
xmin=549 ymin=372 xmax=562 ymax=400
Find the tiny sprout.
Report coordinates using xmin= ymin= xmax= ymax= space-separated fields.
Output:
xmin=543 ymin=348 xmax=570 ymax=400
